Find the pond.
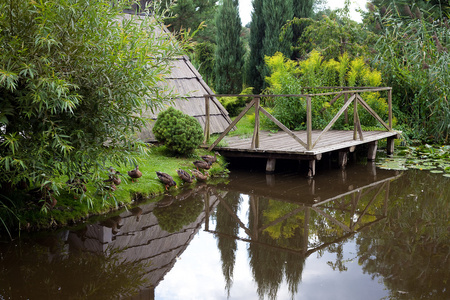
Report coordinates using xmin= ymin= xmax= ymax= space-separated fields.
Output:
xmin=0 ymin=158 xmax=449 ymax=300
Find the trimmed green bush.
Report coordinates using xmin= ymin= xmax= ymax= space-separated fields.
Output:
xmin=153 ymin=107 xmax=204 ymax=155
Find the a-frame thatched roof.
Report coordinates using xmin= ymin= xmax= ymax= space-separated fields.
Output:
xmin=117 ymin=12 xmax=232 ymax=142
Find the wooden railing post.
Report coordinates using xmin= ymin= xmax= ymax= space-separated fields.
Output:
xmin=306 ymin=96 xmax=312 ymax=150
xmin=251 ymin=96 xmax=260 ymax=149
xmin=388 ymin=88 xmax=392 ymax=130
xmin=353 ymin=94 xmax=358 ymax=140
xmin=203 ymin=95 xmax=210 ymax=145
xmin=344 ymin=87 xmax=349 ymax=124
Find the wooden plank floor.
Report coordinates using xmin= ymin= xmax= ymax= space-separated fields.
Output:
xmin=211 ymin=130 xmax=400 ymax=158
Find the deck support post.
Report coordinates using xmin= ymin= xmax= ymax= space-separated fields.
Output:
xmin=307 ymin=160 xmax=316 ymax=178
xmin=386 ymin=137 xmax=395 ymax=155
xmin=266 ymin=158 xmax=276 ymax=173
xmin=339 ymin=150 xmax=348 ymax=169
xmin=367 ymin=141 xmax=378 ymax=161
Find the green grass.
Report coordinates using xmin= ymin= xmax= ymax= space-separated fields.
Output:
xmin=2 ymin=146 xmax=229 ymax=233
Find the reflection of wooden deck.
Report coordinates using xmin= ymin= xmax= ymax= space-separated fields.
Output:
xmin=217 ymin=130 xmax=399 ymax=157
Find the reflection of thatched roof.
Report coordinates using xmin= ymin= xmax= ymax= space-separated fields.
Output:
xmin=116 ymin=12 xmax=232 ymax=142
xmin=67 ymin=188 xmax=223 ymax=296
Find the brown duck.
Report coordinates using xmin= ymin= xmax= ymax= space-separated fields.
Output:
xmin=177 ymin=169 xmax=194 ymax=184
xmin=190 ymin=169 xmax=209 ymax=181
xmin=193 ymin=160 xmax=212 ymax=171
xmin=156 ymin=171 xmax=177 ymax=190
xmin=128 ymin=165 xmax=142 ymax=182
xmin=201 ymin=151 xmax=221 ymax=164
xmin=104 ymin=169 xmax=122 ymax=186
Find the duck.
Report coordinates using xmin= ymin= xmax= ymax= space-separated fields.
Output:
xmin=104 ymin=171 xmax=122 ymax=186
xmin=177 ymin=169 xmax=194 ymax=184
xmin=190 ymin=169 xmax=209 ymax=181
xmin=128 ymin=165 xmax=142 ymax=182
xmin=201 ymin=151 xmax=221 ymax=164
xmin=193 ymin=160 xmax=212 ymax=171
xmin=156 ymin=171 xmax=177 ymax=190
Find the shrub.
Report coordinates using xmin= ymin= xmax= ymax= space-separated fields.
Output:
xmin=265 ymin=51 xmax=389 ymax=131
xmin=153 ymin=107 xmax=203 ymax=155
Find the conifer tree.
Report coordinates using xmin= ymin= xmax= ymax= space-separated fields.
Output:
xmin=247 ymin=0 xmax=294 ymax=93
xmin=291 ymin=0 xmax=314 ymax=58
xmin=247 ymin=0 xmax=265 ymax=94
xmin=214 ymin=0 xmax=245 ymax=94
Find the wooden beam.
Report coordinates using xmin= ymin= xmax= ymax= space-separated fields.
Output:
xmin=312 ymin=94 xmax=356 ymax=149
xmin=339 ymin=150 xmax=348 ymax=169
xmin=208 ymin=99 xmax=256 ymax=151
xmin=368 ymin=141 xmax=378 ymax=161
xmin=387 ymin=137 xmax=395 ymax=154
xmin=251 ymin=97 xmax=260 ymax=149
xmin=353 ymin=96 xmax=364 ymax=141
xmin=306 ymin=96 xmax=312 ymax=150
xmin=203 ymin=95 xmax=210 ymax=144
xmin=308 ymin=159 xmax=316 ymax=178
xmin=388 ymin=88 xmax=393 ymax=130
xmin=266 ymin=158 xmax=276 ymax=173
xmin=259 ymin=106 xmax=308 ymax=148
xmin=320 ymin=92 xmax=343 ymax=113
xmin=356 ymin=94 xmax=390 ymax=131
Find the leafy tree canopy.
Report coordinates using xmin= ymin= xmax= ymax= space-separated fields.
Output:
xmin=0 ymin=0 xmax=181 ymax=195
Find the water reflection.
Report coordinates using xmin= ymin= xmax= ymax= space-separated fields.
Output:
xmin=0 ymin=165 xmax=449 ymax=299
xmin=208 ymin=167 xmax=402 ymax=299
xmin=0 ymin=184 xmax=224 ymax=299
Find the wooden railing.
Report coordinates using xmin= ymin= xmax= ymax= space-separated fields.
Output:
xmin=204 ymin=87 xmax=393 ymax=151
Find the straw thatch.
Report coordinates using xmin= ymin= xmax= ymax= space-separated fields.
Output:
xmin=117 ymin=12 xmax=232 ymax=142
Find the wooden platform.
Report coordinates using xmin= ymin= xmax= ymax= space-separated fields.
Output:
xmin=209 ymin=129 xmax=400 ymax=176
xmin=202 ymin=88 xmax=401 ymax=176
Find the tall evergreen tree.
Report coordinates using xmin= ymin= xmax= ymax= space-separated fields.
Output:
xmin=247 ymin=0 xmax=265 ymax=94
xmin=291 ymin=0 xmax=314 ymax=58
xmin=247 ymin=0 xmax=295 ymax=93
xmin=214 ymin=0 xmax=245 ymax=94
xmin=262 ymin=0 xmax=293 ymax=57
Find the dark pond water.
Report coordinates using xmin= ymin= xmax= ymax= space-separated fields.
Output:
xmin=0 ymin=158 xmax=449 ymax=300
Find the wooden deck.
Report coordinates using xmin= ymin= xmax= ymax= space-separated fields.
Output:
xmin=202 ymin=88 xmax=401 ymax=176
xmin=215 ymin=130 xmax=399 ymax=157
xmin=208 ymin=129 xmax=400 ymax=176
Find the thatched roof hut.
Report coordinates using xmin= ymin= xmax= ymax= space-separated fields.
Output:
xmin=117 ymin=11 xmax=232 ymax=142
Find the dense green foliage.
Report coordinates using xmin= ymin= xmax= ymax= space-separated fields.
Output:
xmin=161 ymin=0 xmax=217 ymax=43
xmin=291 ymin=0 xmax=314 ymax=58
xmin=153 ymin=107 xmax=204 ymax=155
xmin=193 ymin=41 xmax=216 ymax=87
xmin=247 ymin=0 xmax=294 ymax=93
xmin=214 ymin=0 xmax=245 ymax=94
xmin=264 ymin=51 xmax=390 ymax=130
xmin=247 ymin=0 xmax=315 ymax=93
xmin=246 ymin=0 xmax=265 ymax=94
xmin=288 ymin=13 xmax=377 ymax=60
xmin=367 ymin=3 xmax=450 ymax=143
xmin=366 ymin=0 xmax=450 ymax=20
xmin=0 ymin=146 xmax=227 ymax=235
xmin=0 ymin=0 xmax=180 ymax=196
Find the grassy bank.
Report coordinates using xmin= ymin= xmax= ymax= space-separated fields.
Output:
xmin=1 ymin=146 xmax=228 ymax=235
